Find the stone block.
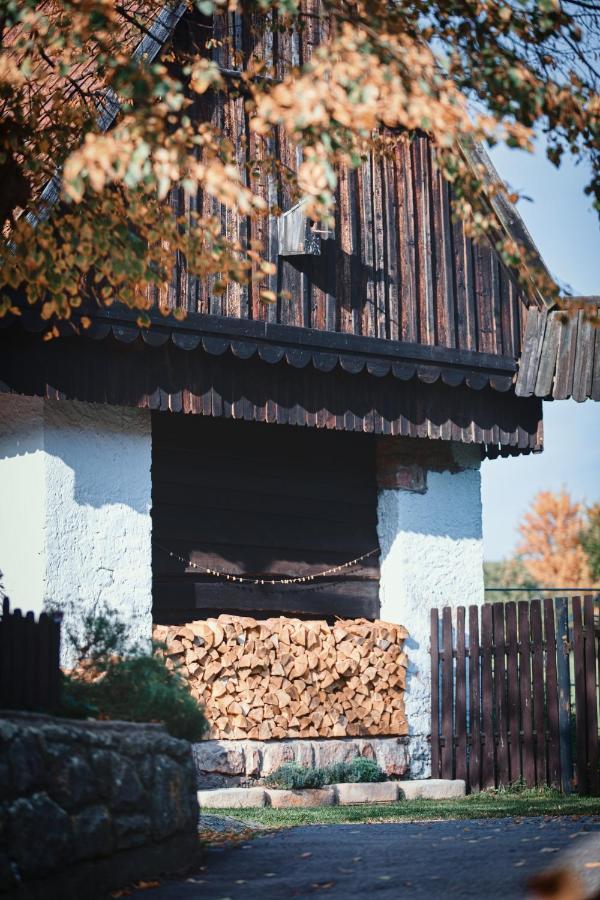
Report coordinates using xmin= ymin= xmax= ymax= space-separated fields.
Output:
xmin=244 ymin=746 xmax=262 ymax=778
xmin=398 ymin=779 xmax=466 ymax=800
xmin=71 ymin=805 xmax=113 ymax=860
xmin=193 ymin=742 xmax=245 ymax=776
xmin=334 ymin=782 xmax=399 ymax=805
xmin=197 ymin=787 xmax=266 ymax=809
xmin=151 ymin=754 xmax=197 ymax=840
xmin=114 ymin=814 xmax=152 ymax=850
xmin=7 ymin=793 xmax=72 ymax=875
xmin=372 ymin=738 xmax=410 ymax=777
xmin=312 ymin=740 xmax=358 ymax=770
xmin=261 ymin=741 xmax=296 ymax=775
xmin=266 ymin=788 xmax=335 ymax=808
xmin=46 ymin=748 xmax=97 ymax=810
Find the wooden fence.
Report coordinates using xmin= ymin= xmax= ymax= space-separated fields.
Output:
xmin=0 ymin=598 xmax=61 ymax=711
xmin=431 ymin=597 xmax=599 ymax=795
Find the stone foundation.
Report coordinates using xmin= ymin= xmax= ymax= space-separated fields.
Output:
xmin=193 ymin=737 xmax=410 ymax=788
xmin=0 ymin=712 xmax=198 ymax=898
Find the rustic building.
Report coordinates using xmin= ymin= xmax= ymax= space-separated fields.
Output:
xmin=0 ymin=5 xmax=596 ymax=778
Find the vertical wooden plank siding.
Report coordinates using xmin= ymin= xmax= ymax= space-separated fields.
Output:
xmin=583 ymin=596 xmax=599 ymax=795
xmin=455 ymin=606 xmax=467 ymax=783
xmin=572 ymin=596 xmax=588 ymax=794
xmin=530 ymin=599 xmax=547 ymax=786
xmin=555 ymin=598 xmax=573 ymax=794
xmin=468 ymin=605 xmax=482 ymax=792
xmin=441 ymin=607 xmax=454 ymax=779
xmin=480 ymin=604 xmax=495 ymax=788
xmin=492 ymin=603 xmax=509 ymax=786
xmin=430 ymin=608 xmax=441 ymax=779
xmin=505 ymin=601 xmax=521 ymax=784
xmin=518 ymin=601 xmax=536 ymax=787
xmin=543 ymin=598 xmax=561 ymax=789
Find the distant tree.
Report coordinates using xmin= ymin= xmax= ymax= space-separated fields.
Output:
xmin=483 ymin=558 xmax=538 ymax=603
xmin=580 ymin=503 xmax=600 ymax=582
xmin=516 ymin=490 xmax=592 ymax=588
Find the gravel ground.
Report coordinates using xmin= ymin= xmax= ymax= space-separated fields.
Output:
xmin=130 ymin=815 xmax=600 ymax=899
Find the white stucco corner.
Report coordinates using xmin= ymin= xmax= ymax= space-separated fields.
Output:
xmin=0 ymin=395 xmax=153 ymax=665
xmin=376 ymin=442 xmax=484 ymax=778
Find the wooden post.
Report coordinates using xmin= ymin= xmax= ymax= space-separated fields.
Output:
xmin=468 ymin=605 xmax=481 ymax=792
xmin=583 ymin=596 xmax=599 ymax=796
xmin=543 ymin=598 xmax=561 ymax=789
xmin=492 ymin=603 xmax=509 ymax=787
xmin=430 ymin=608 xmax=440 ymax=779
xmin=455 ymin=607 xmax=467 ymax=783
xmin=441 ymin=607 xmax=454 ymax=779
xmin=572 ymin=596 xmax=588 ymax=795
xmin=555 ymin=598 xmax=572 ymax=795
xmin=505 ymin=602 xmax=521 ymax=784
xmin=481 ymin=604 xmax=495 ymax=788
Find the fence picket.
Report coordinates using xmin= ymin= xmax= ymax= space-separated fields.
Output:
xmin=492 ymin=603 xmax=509 ymax=786
xmin=481 ymin=604 xmax=495 ymax=788
xmin=555 ymin=598 xmax=573 ymax=794
xmin=430 ymin=608 xmax=440 ymax=779
xmin=468 ymin=605 xmax=481 ymax=792
xmin=518 ymin=602 xmax=535 ymax=787
xmin=441 ymin=607 xmax=454 ymax=779
xmin=530 ymin=599 xmax=547 ymax=786
xmin=583 ymin=596 xmax=599 ymax=796
xmin=455 ymin=607 xmax=467 ymax=783
xmin=543 ymin=598 xmax=561 ymax=789
xmin=505 ymin=602 xmax=520 ymax=784
xmin=572 ymin=596 xmax=588 ymax=795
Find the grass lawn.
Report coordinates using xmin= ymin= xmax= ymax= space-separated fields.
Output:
xmin=207 ymin=791 xmax=600 ymax=829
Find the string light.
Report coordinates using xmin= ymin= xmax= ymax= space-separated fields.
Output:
xmin=155 ymin=544 xmax=379 ymax=586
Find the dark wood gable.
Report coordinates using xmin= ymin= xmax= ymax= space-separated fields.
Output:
xmin=159 ymin=9 xmax=531 ymax=364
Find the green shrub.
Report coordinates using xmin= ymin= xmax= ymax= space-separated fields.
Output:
xmin=344 ymin=757 xmax=387 ymax=783
xmin=57 ymin=604 xmax=207 ymax=742
xmin=322 ymin=761 xmax=353 ymax=784
xmin=265 ymin=757 xmax=387 ymax=789
xmin=265 ymin=763 xmax=326 ymax=790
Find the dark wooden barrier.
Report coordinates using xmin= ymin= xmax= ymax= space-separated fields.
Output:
xmin=0 ymin=597 xmax=61 ymax=711
xmin=431 ymin=597 xmax=599 ymax=795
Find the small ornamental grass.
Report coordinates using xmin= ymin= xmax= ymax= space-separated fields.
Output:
xmin=265 ymin=757 xmax=387 ymax=790
xmin=56 ymin=603 xmax=207 ymax=742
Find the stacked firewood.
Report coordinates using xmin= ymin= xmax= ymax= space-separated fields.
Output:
xmin=153 ymin=616 xmax=408 ymax=740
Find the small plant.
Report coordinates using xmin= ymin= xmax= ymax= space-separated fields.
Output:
xmin=344 ymin=756 xmax=387 ymax=783
xmin=265 ymin=757 xmax=387 ymax=789
xmin=265 ymin=763 xmax=327 ymax=790
xmin=57 ymin=603 xmax=207 ymax=742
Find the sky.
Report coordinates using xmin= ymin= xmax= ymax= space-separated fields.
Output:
xmin=481 ymin=141 xmax=600 ymax=561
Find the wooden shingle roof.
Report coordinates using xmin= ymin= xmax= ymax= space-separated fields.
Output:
xmin=515 ymin=301 xmax=600 ymax=401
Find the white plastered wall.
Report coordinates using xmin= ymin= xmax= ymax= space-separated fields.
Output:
xmin=0 ymin=394 xmax=153 ymax=665
xmin=377 ymin=443 xmax=485 ymax=778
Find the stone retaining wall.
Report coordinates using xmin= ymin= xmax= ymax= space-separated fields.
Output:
xmin=0 ymin=712 xmax=198 ymax=899
xmin=193 ymin=737 xmax=410 ymax=788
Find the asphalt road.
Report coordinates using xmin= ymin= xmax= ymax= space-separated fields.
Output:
xmin=133 ymin=817 xmax=600 ymax=899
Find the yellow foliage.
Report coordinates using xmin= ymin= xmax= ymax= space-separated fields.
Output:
xmin=516 ymin=490 xmax=593 ymax=588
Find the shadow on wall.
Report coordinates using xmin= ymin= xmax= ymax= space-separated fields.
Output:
xmin=377 ymin=467 xmax=483 ymax=546
xmin=44 ymin=400 xmax=151 ymax=514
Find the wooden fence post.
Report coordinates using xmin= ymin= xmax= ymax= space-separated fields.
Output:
xmin=555 ymin=597 xmax=573 ymax=795
xmin=468 ymin=605 xmax=481 ymax=792
xmin=430 ymin=608 xmax=440 ymax=779
xmin=543 ymin=598 xmax=561 ymax=789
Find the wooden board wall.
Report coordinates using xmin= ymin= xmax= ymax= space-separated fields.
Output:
xmin=159 ymin=10 xmax=529 ymax=360
xmin=151 ymin=412 xmax=381 ymax=623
